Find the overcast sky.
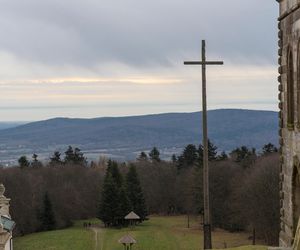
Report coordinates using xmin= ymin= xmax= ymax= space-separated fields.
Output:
xmin=0 ymin=0 xmax=278 ymax=121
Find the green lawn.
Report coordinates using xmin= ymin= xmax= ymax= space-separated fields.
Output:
xmin=14 ymin=216 xmax=268 ymax=250
xmin=100 ymin=216 xmax=267 ymax=250
xmin=14 ymin=226 xmax=94 ymax=250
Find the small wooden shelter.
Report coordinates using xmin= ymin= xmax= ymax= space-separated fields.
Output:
xmin=118 ymin=234 xmax=136 ymax=250
xmin=124 ymin=211 xmax=140 ymax=226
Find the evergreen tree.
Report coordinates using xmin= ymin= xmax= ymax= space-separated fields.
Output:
xmin=230 ymin=146 xmax=252 ymax=162
xmin=32 ymin=153 xmax=38 ymax=162
xmin=64 ymin=146 xmax=87 ymax=166
xmin=230 ymin=146 xmax=257 ymax=167
xmin=64 ymin=146 xmax=75 ymax=164
xmin=49 ymin=151 xmax=63 ymax=166
xmin=217 ymin=151 xmax=228 ymax=161
xmin=196 ymin=140 xmax=217 ymax=167
xmin=178 ymin=144 xmax=198 ymax=169
xmin=197 ymin=144 xmax=204 ymax=168
xmin=107 ymin=160 xmax=123 ymax=187
xmin=40 ymin=192 xmax=56 ymax=231
xmin=117 ymin=186 xmax=132 ymax=224
xmin=31 ymin=153 xmax=42 ymax=168
xmin=208 ymin=140 xmax=218 ymax=161
xmin=18 ymin=156 xmax=30 ymax=168
xmin=149 ymin=147 xmax=161 ymax=162
xmin=262 ymin=143 xmax=278 ymax=155
xmin=137 ymin=152 xmax=148 ymax=161
xmin=98 ymin=162 xmax=128 ymax=227
xmin=98 ymin=173 xmax=120 ymax=226
xmin=171 ymin=154 xmax=177 ymax=163
xmin=74 ymin=147 xmax=87 ymax=166
xmin=126 ymin=165 xmax=147 ymax=220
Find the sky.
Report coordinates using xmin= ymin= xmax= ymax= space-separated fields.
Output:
xmin=0 ymin=0 xmax=278 ymax=121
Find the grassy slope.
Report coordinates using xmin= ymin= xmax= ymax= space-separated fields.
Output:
xmin=101 ymin=216 xmax=267 ymax=250
xmin=14 ymin=216 xmax=268 ymax=250
xmin=14 ymin=226 xmax=94 ymax=250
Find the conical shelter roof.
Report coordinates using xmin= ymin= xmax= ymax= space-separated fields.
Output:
xmin=125 ymin=211 xmax=140 ymax=220
xmin=118 ymin=235 xmax=137 ymax=244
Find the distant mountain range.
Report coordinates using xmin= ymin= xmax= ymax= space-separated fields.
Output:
xmin=0 ymin=109 xmax=278 ymax=165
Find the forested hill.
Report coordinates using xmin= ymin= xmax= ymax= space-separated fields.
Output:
xmin=0 ymin=109 xmax=278 ymax=164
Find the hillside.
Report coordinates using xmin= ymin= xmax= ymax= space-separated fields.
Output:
xmin=0 ymin=109 xmax=278 ymax=165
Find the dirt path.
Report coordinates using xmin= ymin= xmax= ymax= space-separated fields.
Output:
xmin=91 ymin=227 xmax=103 ymax=250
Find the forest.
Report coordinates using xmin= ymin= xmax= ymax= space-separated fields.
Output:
xmin=0 ymin=143 xmax=279 ymax=245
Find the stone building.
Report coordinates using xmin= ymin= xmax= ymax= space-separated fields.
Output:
xmin=277 ymin=0 xmax=300 ymax=246
xmin=0 ymin=184 xmax=15 ymax=250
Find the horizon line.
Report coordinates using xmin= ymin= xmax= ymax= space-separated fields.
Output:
xmin=3 ymin=108 xmax=278 ymax=123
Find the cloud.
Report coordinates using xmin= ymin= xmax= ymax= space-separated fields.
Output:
xmin=0 ymin=0 xmax=278 ymax=69
xmin=0 ymin=0 xmax=279 ymax=120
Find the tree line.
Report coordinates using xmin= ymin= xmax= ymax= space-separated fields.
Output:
xmin=0 ymin=142 xmax=279 ymax=245
xmin=17 ymin=146 xmax=87 ymax=168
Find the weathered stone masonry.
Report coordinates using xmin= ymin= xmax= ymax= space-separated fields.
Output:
xmin=277 ymin=0 xmax=300 ymax=247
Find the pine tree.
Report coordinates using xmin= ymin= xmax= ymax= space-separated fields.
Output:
xmin=64 ymin=146 xmax=87 ymax=166
xmin=49 ymin=151 xmax=63 ymax=166
xmin=178 ymin=144 xmax=198 ymax=169
xmin=126 ymin=165 xmax=147 ymax=220
xmin=137 ymin=152 xmax=148 ymax=161
xmin=230 ymin=146 xmax=257 ymax=167
xmin=197 ymin=145 xmax=204 ymax=168
xmin=107 ymin=160 xmax=123 ymax=187
xmin=149 ymin=147 xmax=160 ymax=162
xmin=31 ymin=153 xmax=42 ymax=168
xmin=217 ymin=151 xmax=228 ymax=161
xmin=18 ymin=156 xmax=30 ymax=168
xmin=171 ymin=154 xmax=177 ymax=163
xmin=40 ymin=192 xmax=56 ymax=231
xmin=117 ymin=186 xmax=132 ymax=225
xmin=64 ymin=146 xmax=75 ymax=164
xmin=196 ymin=140 xmax=217 ymax=168
xmin=74 ymin=147 xmax=87 ymax=166
xmin=98 ymin=173 xmax=120 ymax=226
xmin=262 ymin=143 xmax=278 ymax=155
xmin=32 ymin=153 xmax=38 ymax=162
xmin=208 ymin=140 xmax=218 ymax=161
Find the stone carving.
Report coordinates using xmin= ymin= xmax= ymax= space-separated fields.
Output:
xmin=0 ymin=184 xmax=10 ymax=218
xmin=0 ymin=184 xmax=5 ymax=197
xmin=0 ymin=183 xmax=14 ymax=250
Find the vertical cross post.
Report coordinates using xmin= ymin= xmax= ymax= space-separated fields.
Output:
xmin=201 ymin=39 xmax=211 ymax=250
xmin=184 ymin=40 xmax=223 ymax=250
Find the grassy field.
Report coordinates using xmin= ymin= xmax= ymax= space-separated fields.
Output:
xmin=14 ymin=227 xmax=94 ymax=250
xmin=14 ymin=216 xmax=268 ymax=250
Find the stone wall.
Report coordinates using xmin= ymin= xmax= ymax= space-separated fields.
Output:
xmin=278 ymin=0 xmax=300 ymax=246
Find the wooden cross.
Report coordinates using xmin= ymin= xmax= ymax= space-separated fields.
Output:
xmin=184 ymin=40 xmax=223 ymax=250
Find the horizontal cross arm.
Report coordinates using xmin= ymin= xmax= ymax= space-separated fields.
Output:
xmin=184 ymin=61 xmax=224 ymax=65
